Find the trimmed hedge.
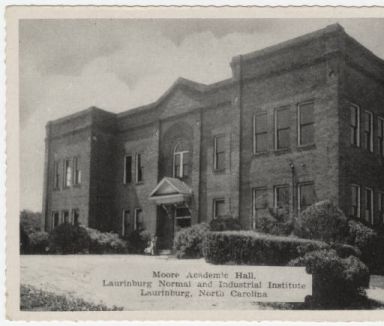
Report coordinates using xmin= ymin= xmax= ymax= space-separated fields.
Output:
xmin=48 ymin=224 xmax=90 ymax=254
xmin=86 ymin=228 xmax=128 ymax=254
xmin=203 ymin=231 xmax=328 ymax=265
xmin=174 ymin=223 xmax=209 ymax=259
xmin=289 ymin=249 xmax=369 ymax=308
xmin=209 ymin=216 xmax=241 ymax=231
xmin=28 ymin=231 xmax=49 ymax=254
xmin=294 ymin=200 xmax=349 ymax=242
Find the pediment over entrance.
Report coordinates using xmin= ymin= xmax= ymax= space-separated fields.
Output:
xmin=149 ymin=177 xmax=192 ymax=205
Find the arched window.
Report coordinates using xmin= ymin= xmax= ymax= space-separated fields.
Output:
xmin=173 ymin=142 xmax=190 ymax=178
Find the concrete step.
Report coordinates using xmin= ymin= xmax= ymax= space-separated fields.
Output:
xmin=158 ymin=249 xmax=172 ymax=255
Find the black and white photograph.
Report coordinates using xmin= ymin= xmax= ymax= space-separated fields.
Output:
xmin=6 ymin=6 xmax=384 ymax=321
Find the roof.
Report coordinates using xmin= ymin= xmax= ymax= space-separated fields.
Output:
xmin=149 ymin=177 xmax=192 ymax=197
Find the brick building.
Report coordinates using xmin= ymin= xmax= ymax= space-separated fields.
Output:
xmin=42 ymin=24 xmax=384 ymax=249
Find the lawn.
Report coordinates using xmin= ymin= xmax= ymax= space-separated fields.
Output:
xmin=21 ymin=255 xmax=384 ymax=311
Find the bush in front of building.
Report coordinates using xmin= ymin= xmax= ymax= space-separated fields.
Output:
xmin=48 ymin=223 xmax=91 ymax=254
xmin=294 ymin=200 xmax=349 ymax=243
xmin=209 ymin=216 xmax=241 ymax=231
xmin=345 ymin=220 xmax=384 ymax=274
xmin=256 ymin=209 xmax=293 ymax=236
xmin=85 ymin=228 xmax=128 ymax=254
xmin=289 ymin=249 xmax=369 ymax=308
xmin=126 ymin=229 xmax=152 ymax=254
xmin=28 ymin=231 xmax=49 ymax=254
xmin=203 ymin=231 xmax=328 ymax=265
xmin=174 ymin=223 xmax=209 ymax=259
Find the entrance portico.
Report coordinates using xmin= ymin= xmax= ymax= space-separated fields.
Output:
xmin=149 ymin=177 xmax=193 ymax=249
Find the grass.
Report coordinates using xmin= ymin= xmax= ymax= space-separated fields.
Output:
xmin=20 ymin=284 xmax=123 ymax=311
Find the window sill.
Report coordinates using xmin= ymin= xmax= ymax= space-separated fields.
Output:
xmin=273 ymin=148 xmax=291 ymax=155
xmin=297 ymin=143 xmax=316 ymax=151
xmin=213 ymin=169 xmax=226 ymax=175
xmin=135 ymin=181 xmax=144 ymax=186
xmin=253 ymin=151 xmax=269 ymax=158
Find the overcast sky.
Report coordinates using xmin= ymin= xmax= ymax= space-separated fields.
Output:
xmin=20 ymin=18 xmax=384 ymax=211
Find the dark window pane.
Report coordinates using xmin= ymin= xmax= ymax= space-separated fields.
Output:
xmin=176 ymin=218 xmax=191 ymax=228
xmin=254 ymin=189 xmax=268 ymax=209
xmin=277 ymin=129 xmax=290 ymax=149
xmin=125 ymin=156 xmax=132 ymax=183
xmin=300 ymin=124 xmax=315 ymax=145
xmin=277 ymin=108 xmax=290 ymax=129
xmin=175 ymin=207 xmax=190 ymax=217
xmin=276 ymin=187 xmax=289 ymax=208
xmin=255 ymin=113 xmax=267 ymax=133
xmin=256 ymin=133 xmax=268 ymax=152
xmin=350 ymin=106 xmax=357 ymax=126
xmin=216 ymin=152 xmax=225 ymax=170
xmin=215 ymin=200 xmax=225 ymax=217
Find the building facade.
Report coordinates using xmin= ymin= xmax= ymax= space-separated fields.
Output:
xmin=42 ymin=24 xmax=384 ymax=249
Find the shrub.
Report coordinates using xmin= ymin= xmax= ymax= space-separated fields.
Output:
xmin=203 ymin=231 xmax=328 ymax=265
xmin=345 ymin=220 xmax=384 ymax=274
xmin=330 ymin=242 xmax=361 ymax=259
xmin=256 ymin=209 xmax=293 ymax=236
xmin=289 ymin=249 xmax=369 ymax=308
xmin=20 ymin=285 xmax=123 ymax=311
xmin=48 ymin=223 xmax=90 ymax=254
xmin=174 ymin=223 xmax=209 ymax=259
xmin=20 ymin=210 xmax=42 ymax=234
xmin=20 ymin=225 xmax=29 ymax=254
xmin=28 ymin=231 xmax=49 ymax=254
xmin=126 ymin=230 xmax=152 ymax=254
xmin=85 ymin=228 xmax=128 ymax=254
xmin=294 ymin=200 xmax=349 ymax=243
xmin=209 ymin=216 xmax=241 ymax=231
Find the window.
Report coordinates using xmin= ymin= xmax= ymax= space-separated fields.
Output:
xmin=298 ymin=101 xmax=315 ymax=146
xmin=72 ymin=157 xmax=81 ymax=185
xmin=62 ymin=210 xmax=69 ymax=224
xmin=363 ymin=111 xmax=373 ymax=152
xmin=173 ymin=143 xmax=190 ymax=178
xmin=175 ymin=206 xmax=191 ymax=229
xmin=275 ymin=107 xmax=290 ymax=150
xmin=350 ymin=105 xmax=360 ymax=146
xmin=379 ymin=192 xmax=384 ymax=223
xmin=365 ymin=188 xmax=374 ymax=224
xmin=134 ymin=208 xmax=143 ymax=230
xmin=253 ymin=113 xmax=268 ymax=153
xmin=350 ymin=184 xmax=361 ymax=218
xmin=135 ymin=153 xmax=143 ymax=183
xmin=124 ymin=155 xmax=132 ymax=184
xmin=298 ymin=182 xmax=316 ymax=212
xmin=378 ymin=117 xmax=384 ymax=157
xmin=213 ymin=199 xmax=225 ymax=219
xmin=274 ymin=185 xmax=290 ymax=210
xmin=214 ymin=135 xmax=225 ymax=171
xmin=122 ymin=210 xmax=130 ymax=236
xmin=72 ymin=209 xmax=80 ymax=226
xmin=63 ymin=159 xmax=71 ymax=188
xmin=51 ymin=211 xmax=59 ymax=230
xmin=252 ymin=188 xmax=268 ymax=229
xmin=53 ymin=161 xmax=60 ymax=190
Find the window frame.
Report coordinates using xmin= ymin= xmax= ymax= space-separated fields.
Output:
xmin=363 ymin=110 xmax=374 ymax=152
xmin=297 ymin=182 xmax=316 ymax=212
xmin=378 ymin=117 xmax=384 ymax=157
xmin=62 ymin=210 xmax=69 ymax=224
xmin=253 ymin=112 xmax=268 ymax=154
xmin=273 ymin=185 xmax=290 ymax=210
xmin=122 ymin=209 xmax=130 ymax=236
xmin=212 ymin=198 xmax=225 ymax=219
xmin=213 ymin=135 xmax=226 ymax=171
xmin=123 ymin=154 xmax=133 ymax=184
xmin=63 ymin=158 xmax=72 ymax=189
xmin=297 ymin=101 xmax=315 ymax=147
xmin=252 ymin=187 xmax=268 ymax=229
xmin=53 ymin=160 xmax=60 ymax=190
xmin=51 ymin=211 xmax=60 ymax=230
xmin=379 ymin=192 xmax=384 ymax=224
xmin=71 ymin=208 xmax=80 ymax=226
xmin=350 ymin=104 xmax=360 ymax=147
xmin=365 ymin=187 xmax=374 ymax=225
xmin=135 ymin=153 xmax=143 ymax=184
xmin=350 ymin=184 xmax=361 ymax=219
xmin=72 ymin=156 xmax=81 ymax=186
xmin=274 ymin=106 xmax=291 ymax=150
xmin=173 ymin=143 xmax=190 ymax=178
xmin=134 ymin=208 xmax=142 ymax=231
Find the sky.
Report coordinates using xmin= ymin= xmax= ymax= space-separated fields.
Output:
xmin=19 ymin=18 xmax=384 ymax=211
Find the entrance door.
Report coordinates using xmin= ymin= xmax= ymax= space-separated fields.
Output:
xmin=156 ymin=205 xmax=174 ymax=250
